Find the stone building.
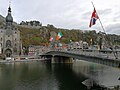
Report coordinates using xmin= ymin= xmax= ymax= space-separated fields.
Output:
xmin=0 ymin=6 xmax=22 ymax=57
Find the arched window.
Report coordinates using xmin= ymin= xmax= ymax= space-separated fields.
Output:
xmin=6 ymin=40 xmax=11 ymax=47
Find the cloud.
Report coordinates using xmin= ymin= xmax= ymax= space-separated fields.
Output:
xmin=97 ymin=9 xmax=112 ymax=15
xmin=0 ymin=0 xmax=120 ymax=35
xmin=106 ymin=23 xmax=120 ymax=34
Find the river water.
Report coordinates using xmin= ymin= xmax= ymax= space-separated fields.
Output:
xmin=0 ymin=60 xmax=120 ymax=90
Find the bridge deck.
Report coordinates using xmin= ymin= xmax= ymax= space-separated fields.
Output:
xmin=44 ymin=49 xmax=120 ymax=68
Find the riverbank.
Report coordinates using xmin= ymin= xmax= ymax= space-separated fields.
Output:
xmin=0 ymin=58 xmax=50 ymax=63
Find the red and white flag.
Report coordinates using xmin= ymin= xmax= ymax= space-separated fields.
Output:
xmin=89 ymin=8 xmax=99 ymax=27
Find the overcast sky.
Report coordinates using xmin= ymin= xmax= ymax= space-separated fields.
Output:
xmin=0 ymin=0 xmax=120 ymax=35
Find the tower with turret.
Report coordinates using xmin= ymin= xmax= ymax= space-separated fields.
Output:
xmin=0 ymin=6 xmax=22 ymax=57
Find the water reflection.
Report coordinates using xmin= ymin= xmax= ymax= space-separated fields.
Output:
xmin=0 ymin=62 xmax=87 ymax=90
xmin=0 ymin=62 xmax=58 ymax=90
xmin=73 ymin=60 xmax=120 ymax=87
xmin=0 ymin=61 xmax=120 ymax=90
xmin=53 ymin=64 xmax=87 ymax=90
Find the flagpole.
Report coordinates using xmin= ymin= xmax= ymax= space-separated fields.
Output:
xmin=91 ymin=1 xmax=106 ymax=34
xmin=91 ymin=1 xmax=118 ymax=59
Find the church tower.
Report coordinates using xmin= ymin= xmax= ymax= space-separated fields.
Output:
xmin=0 ymin=5 xmax=22 ymax=58
xmin=6 ymin=6 xmax=13 ymax=29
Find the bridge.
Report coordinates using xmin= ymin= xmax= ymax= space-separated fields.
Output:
xmin=41 ymin=49 xmax=120 ymax=68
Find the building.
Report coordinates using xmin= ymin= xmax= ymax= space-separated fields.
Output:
xmin=0 ymin=6 xmax=22 ymax=57
xmin=19 ymin=21 xmax=42 ymax=28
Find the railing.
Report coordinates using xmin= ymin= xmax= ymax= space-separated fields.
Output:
xmin=68 ymin=49 xmax=120 ymax=60
xmin=44 ymin=48 xmax=120 ymax=60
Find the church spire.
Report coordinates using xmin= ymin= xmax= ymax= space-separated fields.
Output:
xmin=8 ymin=6 xmax=11 ymax=12
xmin=8 ymin=1 xmax=11 ymax=12
xmin=5 ymin=4 xmax=13 ymax=29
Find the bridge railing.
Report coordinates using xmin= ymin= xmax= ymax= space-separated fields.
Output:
xmin=67 ymin=49 xmax=120 ymax=59
xmin=46 ymin=48 xmax=120 ymax=60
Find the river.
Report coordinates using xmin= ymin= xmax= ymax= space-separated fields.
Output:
xmin=0 ymin=60 xmax=120 ymax=90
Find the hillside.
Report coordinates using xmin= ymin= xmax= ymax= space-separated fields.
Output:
xmin=0 ymin=14 xmax=119 ymax=48
xmin=18 ymin=24 xmax=120 ymax=48
xmin=18 ymin=25 xmax=98 ymax=47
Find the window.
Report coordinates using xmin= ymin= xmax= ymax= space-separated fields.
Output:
xmin=6 ymin=40 xmax=11 ymax=47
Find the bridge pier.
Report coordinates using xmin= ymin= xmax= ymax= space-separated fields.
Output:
xmin=51 ymin=56 xmax=73 ymax=64
xmin=51 ymin=55 xmax=55 ymax=63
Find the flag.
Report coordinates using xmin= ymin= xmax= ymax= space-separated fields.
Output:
xmin=49 ymin=37 xmax=53 ymax=42
xmin=56 ymin=32 xmax=63 ymax=40
xmin=89 ymin=8 xmax=99 ymax=27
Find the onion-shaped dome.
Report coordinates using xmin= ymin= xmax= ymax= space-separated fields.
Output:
xmin=6 ymin=7 xmax=13 ymax=22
